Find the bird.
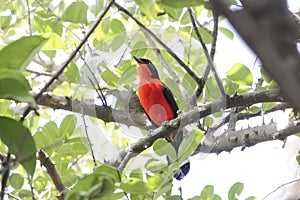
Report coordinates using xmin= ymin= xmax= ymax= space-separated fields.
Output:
xmin=133 ymin=56 xmax=190 ymax=180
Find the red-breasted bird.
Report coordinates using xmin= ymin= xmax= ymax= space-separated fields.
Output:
xmin=133 ymin=56 xmax=190 ymax=180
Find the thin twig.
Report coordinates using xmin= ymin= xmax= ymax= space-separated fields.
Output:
xmin=115 ymin=29 xmax=140 ymax=68
xmin=194 ymin=8 xmax=220 ymax=99
xmin=114 ymin=2 xmax=201 ymax=85
xmin=28 ymin=175 xmax=36 ymax=200
xmin=20 ymin=0 xmax=116 ymax=122
xmin=194 ymin=19 xmax=213 ymax=35
xmin=188 ymin=8 xmax=226 ymax=98
xmin=210 ymin=9 xmax=219 ymax=60
xmin=262 ymin=178 xmax=300 ymax=200
xmin=25 ymin=0 xmax=32 ymax=35
xmin=5 ymin=193 xmax=20 ymax=200
xmin=26 ymin=69 xmax=52 ymax=77
xmin=1 ymin=153 xmax=10 ymax=200
xmin=80 ymin=53 xmax=107 ymax=106
xmin=80 ymin=100 xmax=97 ymax=169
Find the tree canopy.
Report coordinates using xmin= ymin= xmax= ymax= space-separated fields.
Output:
xmin=0 ymin=0 xmax=300 ymax=199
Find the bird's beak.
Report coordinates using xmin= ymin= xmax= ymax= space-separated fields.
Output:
xmin=133 ymin=56 xmax=143 ymax=63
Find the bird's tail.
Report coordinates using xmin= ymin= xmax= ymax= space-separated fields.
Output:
xmin=167 ymin=129 xmax=190 ymax=180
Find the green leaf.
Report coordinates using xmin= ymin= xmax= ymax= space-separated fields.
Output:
xmin=180 ymin=10 xmax=191 ymax=25
xmin=56 ymin=137 xmax=88 ymax=157
xmin=249 ymin=106 xmax=261 ymax=114
xmin=102 ymin=20 xmax=111 ymax=34
xmin=135 ymin=0 xmax=155 ymax=19
xmin=260 ymin=67 xmax=273 ymax=83
xmin=228 ymin=182 xmax=244 ymax=200
xmin=268 ymin=80 xmax=278 ymax=89
xmin=42 ymin=33 xmax=64 ymax=50
xmin=0 ymin=69 xmax=36 ymax=106
xmin=204 ymin=116 xmax=213 ymax=127
xmin=182 ymin=73 xmax=197 ymax=96
xmin=119 ymin=177 xmax=152 ymax=194
xmin=65 ymin=165 xmax=118 ymax=200
xmin=224 ymin=78 xmax=239 ymax=95
xmin=0 ymin=117 xmax=36 ymax=176
xmin=193 ymin=26 xmax=212 ymax=44
xmin=95 ymin=20 xmax=110 ymax=42
xmin=102 ymin=69 xmax=119 ymax=87
xmin=118 ymin=64 xmax=137 ymax=86
xmin=0 ymin=36 xmax=47 ymax=71
xmin=110 ymin=35 xmax=125 ymax=51
xmin=164 ymin=78 xmax=185 ymax=110
xmin=219 ymin=27 xmax=234 ymax=40
xmin=262 ymin=102 xmax=276 ymax=111
xmin=64 ymin=62 xmax=80 ymax=84
xmin=163 ymin=7 xmax=183 ymax=20
xmin=132 ymin=41 xmax=148 ymax=58
xmin=237 ymin=86 xmax=251 ymax=94
xmin=110 ymin=19 xmax=125 ymax=34
xmin=200 ymin=185 xmax=215 ymax=198
xmin=9 ymin=173 xmax=24 ymax=190
xmin=226 ymin=63 xmax=253 ymax=86
xmin=91 ymin=0 xmax=104 ymax=17
xmin=296 ymin=153 xmax=300 ymax=165
xmin=153 ymin=138 xmax=176 ymax=161
xmin=159 ymin=0 xmax=204 ymax=8
xmin=59 ymin=115 xmax=76 ymax=139
xmin=62 ymin=1 xmax=88 ymax=25
xmin=18 ymin=190 xmax=32 ymax=198
xmin=206 ymin=77 xmax=221 ymax=100
xmin=0 ymin=100 xmax=14 ymax=117
xmin=178 ymin=130 xmax=203 ymax=162
xmin=41 ymin=121 xmax=61 ymax=145
xmin=245 ymin=197 xmax=257 ymax=200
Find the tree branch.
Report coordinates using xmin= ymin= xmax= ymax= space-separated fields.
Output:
xmin=37 ymin=93 xmax=149 ymax=128
xmin=107 ymin=89 xmax=284 ymax=168
xmin=38 ymin=150 xmax=67 ymax=199
xmin=198 ymin=118 xmax=300 ymax=154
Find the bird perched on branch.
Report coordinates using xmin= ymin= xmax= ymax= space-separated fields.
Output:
xmin=133 ymin=56 xmax=190 ymax=180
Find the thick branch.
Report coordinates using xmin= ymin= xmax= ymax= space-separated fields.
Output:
xmin=37 ymin=89 xmax=282 ymax=131
xmin=198 ymin=118 xmax=300 ymax=154
xmin=37 ymin=93 xmax=148 ymax=128
xmin=107 ymin=89 xmax=284 ymax=168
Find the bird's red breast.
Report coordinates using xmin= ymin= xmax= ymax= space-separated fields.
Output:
xmin=135 ymin=59 xmax=177 ymax=127
xmin=138 ymin=80 xmax=176 ymax=126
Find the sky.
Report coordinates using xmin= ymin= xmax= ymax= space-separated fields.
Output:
xmin=172 ymin=1 xmax=300 ymax=199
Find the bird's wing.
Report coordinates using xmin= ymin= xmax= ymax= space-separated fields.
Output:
xmin=162 ymin=83 xmax=179 ymax=117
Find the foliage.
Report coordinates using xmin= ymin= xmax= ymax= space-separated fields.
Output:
xmin=0 ymin=0 xmax=298 ymax=199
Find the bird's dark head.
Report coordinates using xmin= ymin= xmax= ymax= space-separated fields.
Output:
xmin=133 ymin=56 xmax=159 ymax=79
